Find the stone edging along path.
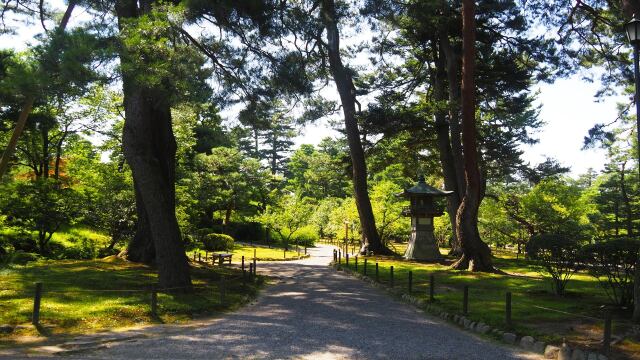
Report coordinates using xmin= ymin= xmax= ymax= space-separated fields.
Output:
xmin=333 ymin=263 xmax=611 ymax=360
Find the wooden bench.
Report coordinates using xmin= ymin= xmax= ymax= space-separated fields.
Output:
xmin=216 ymin=253 xmax=232 ymax=266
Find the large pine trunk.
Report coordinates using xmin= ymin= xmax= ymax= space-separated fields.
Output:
xmin=451 ymin=0 xmax=495 ymax=272
xmin=116 ymin=0 xmax=191 ymax=289
xmin=433 ymin=41 xmax=461 ymax=252
xmin=320 ymin=0 xmax=389 ymax=255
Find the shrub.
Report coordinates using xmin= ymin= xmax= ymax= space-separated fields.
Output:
xmin=202 ymin=233 xmax=234 ymax=252
xmin=526 ymin=234 xmax=581 ymax=295
xmin=228 ymin=222 xmax=265 ymax=243
xmin=11 ymin=252 xmax=40 ymax=265
xmin=582 ymin=237 xmax=639 ymax=308
xmin=50 ymin=237 xmax=97 ymax=260
xmin=1 ymin=233 xmax=38 ymax=253
xmin=292 ymin=226 xmax=319 ymax=247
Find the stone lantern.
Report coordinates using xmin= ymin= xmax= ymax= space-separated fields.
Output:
xmin=399 ymin=175 xmax=452 ymax=261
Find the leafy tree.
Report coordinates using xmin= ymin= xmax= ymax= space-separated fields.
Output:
xmin=520 ymin=178 xmax=594 ymax=238
xmin=260 ymin=195 xmax=314 ymax=249
xmin=527 ymin=234 xmax=581 ymax=295
xmin=0 ymin=179 xmax=82 ymax=253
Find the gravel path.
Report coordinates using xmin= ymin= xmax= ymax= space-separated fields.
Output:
xmin=16 ymin=245 xmax=541 ymax=359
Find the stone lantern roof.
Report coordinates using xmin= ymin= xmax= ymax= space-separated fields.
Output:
xmin=399 ymin=175 xmax=453 ymax=198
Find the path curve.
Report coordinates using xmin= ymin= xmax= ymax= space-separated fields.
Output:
xmin=27 ymin=245 xmax=541 ymax=359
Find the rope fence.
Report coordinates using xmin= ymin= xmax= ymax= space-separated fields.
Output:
xmin=333 ymin=249 xmax=615 ymax=355
xmin=6 ymin=262 xmax=259 ymax=327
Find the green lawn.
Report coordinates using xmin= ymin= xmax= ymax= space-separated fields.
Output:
xmin=0 ymin=257 xmax=261 ymax=347
xmin=340 ymin=249 xmax=639 ymax=358
xmin=189 ymin=244 xmax=310 ymax=263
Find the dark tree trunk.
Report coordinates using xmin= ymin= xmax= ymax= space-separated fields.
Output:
xmin=451 ymin=0 xmax=495 ymax=272
xmin=116 ymin=0 xmax=191 ymax=289
xmin=620 ymin=162 xmax=633 ymax=235
xmin=439 ymin=11 xmax=465 ymax=256
xmin=320 ymin=0 xmax=390 ymax=255
xmin=42 ymin=126 xmax=50 ymax=179
xmin=126 ymin=181 xmax=156 ymax=264
xmin=433 ymin=41 xmax=461 ymax=252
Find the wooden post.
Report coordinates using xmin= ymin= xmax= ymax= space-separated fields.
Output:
xmin=305 ymin=246 xmax=307 ymax=255
xmin=198 ymin=252 xmax=201 ymax=262
xmin=338 ymin=251 xmax=341 ymax=264
xmin=193 ymin=252 xmax=196 ymax=261
xmin=254 ymin=248 xmax=257 ymax=260
xmin=463 ymin=285 xmax=469 ymax=315
xmin=253 ymin=258 xmax=257 ymax=275
xmin=364 ymin=258 xmax=368 ymax=275
xmin=375 ymin=262 xmax=379 ymax=282
xmin=429 ymin=274 xmax=434 ymax=302
xmin=505 ymin=292 xmax=512 ymax=328
xmin=32 ymin=282 xmax=42 ymax=325
xmin=205 ymin=251 xmax=208 ymax=262
xmin=355 ymin=256 xmax=358 ymax=271
xmin=249 ymin=263 xmax=254 ymax=277
xmin=151 ymin=285 xmax=158 ymax=317
xmin=218 ymin=254 xmax=223 ymax=266
xmin=284 ymin=249 xmax=286 ymax=259
xmin=346 ymin=253 xmax=349 ymax=267
xmin=603 ymin=310 xmax=612 ymax=355
xmin=408 ymin=271 xmax=413 ymax=293
xmin=242 ymin=256 xmax=245 ymax=272
xmin=390 ymin=266 xmax=394 ymax=287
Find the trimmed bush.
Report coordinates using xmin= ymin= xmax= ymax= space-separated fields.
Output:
xmin=582 ymin=237 xmax=639 ymax=307
xmin=526 ymin=234 xmax=581 ymax=295
xmin=202 ymin=233 xmax=234 ymax=252
xmin=292 ymin=226 xmax=318 ymax=247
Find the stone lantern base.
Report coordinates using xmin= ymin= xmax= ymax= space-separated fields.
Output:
xmin=404 ymin=227 xmax=442 ymax=261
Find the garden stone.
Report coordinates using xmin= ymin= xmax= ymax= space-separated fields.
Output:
xmin=0 ymin=325 xmax=13 ymax=334
xmin=570 ymin=348 xmax=585 ymax=360
xmin=502 ymin=332 xmax=517 ymax=344
xmin=544 ymin=345 xmax=560 ymax=359
xmin=478 ymin=325 xmax=490 ymax=334
xmin=519 ymin=336 xmax=534 ymax=350
xmin=468 ymin=321 xmax=476 ymax=330
xmin=533 ymin=341 xmax=546 ymax=354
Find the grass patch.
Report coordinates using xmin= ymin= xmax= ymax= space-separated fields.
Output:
xmin=340 ymin=249 xmax=638 ymax=358
xmin=189 ymin=244 xmax=309 ymax=262
xmin=0 ymin=257 xmax=262 ymax=347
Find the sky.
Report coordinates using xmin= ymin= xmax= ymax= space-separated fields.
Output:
xmin=1 ymin=2 xmax=630 ymax=178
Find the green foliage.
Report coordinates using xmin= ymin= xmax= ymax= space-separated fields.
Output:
xmin=202 ymin=233 xmax=235 ymax=252
xmin=292 ymin=226 xmax=319 ymax=247
xmin=582 ymin=238 xmax=639 ymax=307
xmin=526 ymin=234 xmax=581 ymax=295
xmin=260 ymin=195 xmax=314 ymax=248
xmin=0 ymin=179 xmax=83 ymax=254
xmin=520 ymin=178 xmax=594 ymax=237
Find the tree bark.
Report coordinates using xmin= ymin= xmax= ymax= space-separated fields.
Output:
xmin=433 ymin=42 xmax=461 ymax=252
xmin=320 ymin=0 xmax=389 ymax=255
xmin=451 ymin=0 xmax=495 ymax=272
xmin=116 ymin=0 xmax=191 ymax=289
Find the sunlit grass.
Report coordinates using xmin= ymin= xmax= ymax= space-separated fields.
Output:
xmin=189 ymin=244 xmax=309 ymax=262
xmin=0 ymin=258 xmax=261 ymax=346
xmin=342 ymin=248 xmax=636 ymax=355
